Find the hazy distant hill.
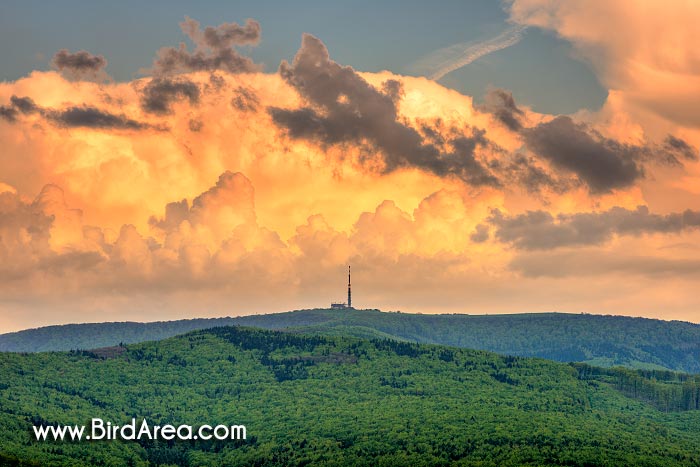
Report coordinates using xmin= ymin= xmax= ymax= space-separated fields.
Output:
xmin=0 ymin=318 xmax=240 ymax=353
xmin=2 ymin=309 xmax=700 ymax=372
xmin=1 ymin=326 xmax=699 ymax=466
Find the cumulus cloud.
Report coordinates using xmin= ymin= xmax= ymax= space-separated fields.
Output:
xmin=2 ymin=14 xmax=700 ymax=329
xmin=52 ymin=49 xmax=108 ymax=80
xmin=2 ymin=165 xmax=700 ymax=330
xmin=290 ymin=214 xmax=351 ymax=267
xmin=0 ymin=171 xmax=486 ymax=326
xmin=152 ymin=16 xmax=261 ymax=75
xmin=0 ymin=183 xmax=102 ymax=284
xmin=0 ymin=172 xmax=286 ymax=297
xmin=508 ymin=0 xmax=700 ymax=127
xmin=270 ymin=34 xmax=499 ymax=187
xmin=0 ymin=190 xmax=53 ymax=277
xmin=150 ymin=171 xmax=258 ymax=247
xmin=488 ymin=205 xmax=700 ymax=250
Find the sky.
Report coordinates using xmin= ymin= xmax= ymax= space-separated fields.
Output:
xmin=0 ymin=0 xmax=699 ymax=331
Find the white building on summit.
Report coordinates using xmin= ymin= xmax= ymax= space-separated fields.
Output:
xmin=330 ymin=266 xmax=353 ymax=309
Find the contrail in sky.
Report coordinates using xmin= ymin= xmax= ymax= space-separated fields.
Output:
xmin=412 ymin=25 xmax=528 ymax=80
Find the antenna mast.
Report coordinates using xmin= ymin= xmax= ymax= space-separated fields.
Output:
xmin=347 ymin=265 xmax=352 ymax=308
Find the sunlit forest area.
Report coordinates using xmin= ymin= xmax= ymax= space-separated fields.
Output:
xmin=1 ymin=326 xmax=700 ymax=466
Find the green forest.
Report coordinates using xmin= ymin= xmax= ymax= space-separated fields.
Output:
xmin=1 ymin=326 xmax=700 ymax=466
xmin=3 ymin=309 xmax=700 ymax=372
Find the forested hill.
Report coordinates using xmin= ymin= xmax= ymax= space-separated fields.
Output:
xmin=1 ymin=326 xmax=700 ymax=466
xmin=235 ymin=309 xmax=700 ymax=373
xmin=3 ymin=309 xmax=700 ymax=373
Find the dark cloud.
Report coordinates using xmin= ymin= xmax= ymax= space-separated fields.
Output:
xmin=521 ymin=117 xmax=698 ymax=193
xmin=152 ymin=17 xmax=260 ymax=75
xmin=470 ymin=224 xmax=490 ymax=243
xmin=10 ymin=96 xmax=39 ymax=115
xmin=662 ymin=135 xmax=698 ymax=163
xmin=269 ymin=34 xmax=499 ymax=187
xmin=52 ymin=49 xmax=107 ymax=78
xmin=189 ymin=119 xmax=203 ymax=132
xmin=450 ymin=134 xmax=501 ymax=186
xmin=46 ymin=106 xmax=156 ymax=131
xmin=208 ymin=73 xmax=226 ymax=90
xmin=416 ymin=119 xmax=563 ymax=193
xmin=1 ymin=94 xmax=156 ymax=131
xmin=522 ymin=116 xmax=643 ymax=193
xmin=153 ymin=45 xmax=259 ymax=76
xmin=141 ymin=78 xmax=200 ymax=115
xmin=480 ymin=88 xmax=524 ymax=131
xmin=0 ymin=95 xmax=39 ymax=122
xmin=231 ymin=86 xmax=259 ymax=112
xmin=488 ymin=205 xmax=700 ymax=250
xmin=491 ymin=153 xmax=569 ymax=194
xmin=0 ymin=106 xmax=18 ymax=122
xmin=196 ymin=17 xmax=261 ymax=48
xmin=381 ymin=79 xmax=403 ymax=103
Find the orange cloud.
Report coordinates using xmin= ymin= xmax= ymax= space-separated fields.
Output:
xmin=0 ymin=22 xmax=699 ymax=331
xmin=509 ymin=0 xmax=700 ymax=123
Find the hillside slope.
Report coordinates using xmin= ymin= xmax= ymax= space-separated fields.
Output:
xmin=3 ymin=309 xmax=700 ymax=372
xmin=1 ymin=327 xmax=699 ymax=466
